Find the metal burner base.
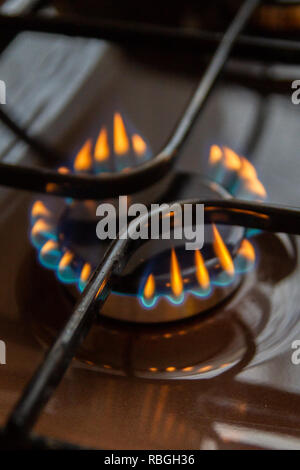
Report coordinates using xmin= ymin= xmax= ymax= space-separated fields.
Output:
xmin=90 ymin=280 xmax=241 ymax=324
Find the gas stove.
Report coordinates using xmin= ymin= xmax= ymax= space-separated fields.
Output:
xmin=0 ymin=0 xmax=300 ymax=451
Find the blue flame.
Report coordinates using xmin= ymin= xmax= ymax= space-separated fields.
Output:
xmin=189 ymin=286 xmax=212 ymax=299
xmin=38 ymin=243 xmax=61 ymax=270
xmin=57 ymin=261 xmax=78 ymax=284
xmin=31 ymin=204 xmax=257 ymax=309
xmin=139 ymin=295 xmax=159 ymax=309
xmin=166 ymin=292 xmax=185 ymax=306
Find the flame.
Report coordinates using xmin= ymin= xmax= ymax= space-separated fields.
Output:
xmin=96 ymin=279 xmax=107 ymax=299
xmin=209 ymin=145 xmax=223 ymax=165
xmin=132 ymin=134 xmax=147 ymax=156
xmin=114 ymin=112 xmax=129 ymax=155
xmin=223 ymin=147 xmax=241 ymax=171
xmin=212 ymin=224 xmax=235 ymax=276
xmin=46 ymin=183 xmax=58 ymax=193
xmin=39 ymin=239 xmax=61 ymax=268
xmin=209 ymin=146 xmax=266 ymax=199
xmin=144 ymin=273 xmax=155 ymax=300
xmin=95 ymin=127 xmax=110 ymax=162
xmin=239 ymin=157 xmax=257 ymax=180
xmin=59 ymin=251 xmax=74 ymax=269
xmin=195 ymin=250 xmax=210 ymax=290
xmin=58 ymin=166 xmax=69 ymax=174
xmin=239 ymin=157 xmax=266 ymax=198
xmin=31 ymin=219 xmax=53 ymax=238
xmin=70 ymin=111 xmax=151 ymax=175
xmin=74 ymin=139 xmax=93 ymax=171
xmin=237 ymin=239 xmax=255 ymax=262
xmin=40 ymin=240 xmax=58 ymax=256
xmin=46 ymin=169 xmax=69 ymax=194
xmin=32 ymin=201 xmax=51 ymax=219
xmin=244 ymin=178 xmax=267 ymax=199
xmin=80 ymin=263 xmax=92 ymax=283
xmin=170 ymin=248 xmax=183 ymax=298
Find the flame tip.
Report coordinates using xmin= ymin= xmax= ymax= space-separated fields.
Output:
xmin=170 ymin=248 xmax=183 ymax=298
xmin=144 ymin=273 xmax=156 ymax=300
xmin=212 ymin=224 xmax=235 ymax=276
xmin=74 ymin=139 xmax=93 ymax=172
xmin=195 ymin=249 xmax=210 ymax=290
xmin=114 ymin=112 xmax=129 ymax=155
xmin=95 ymin=127 xmax=110 ymax=162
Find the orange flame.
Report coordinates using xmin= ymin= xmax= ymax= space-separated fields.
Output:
xmin=170 ymin=248 xmax=183 ymax=297
xmin=209 ymin=146 xmax=267 ymax=199
xmin=95 ymin=127 xmax=110 ymax=162
xmin=212 ymin=224 xmax=235 ymax=276
xmin=195 ymin=250 xmax=210 ymax=290
xmin=237 ymin=239 xmax=255 ymax=262
xmin=80 ymin=263 xmax=92 ymax=283
xmin=114 ymin=112 xmax=129 ymax=155
xmin=144 ymin=273 xmax=155 ymax=299
xmin=59 ymin=251 xmax=74 ymax=269
xmin=31 ymin=219 xmax=53 ymax=238
xmin=239 ymin=157 xmax=266 ymax=198
xmin=239 ymin=157 xmax=257 ymax=180
xmin=58 ymin=166 xmax=69 ymax=174
xmin=40 ymin=240 xmax=58 ymax=255
xmin=32 ymin=201 xmax=51 ymax=219
xmin=166 ymin=367 xmax=176 ymax=372
xmin=74 ymin=139 xmax=93 ymax=171
xmin=223 ymin=147 xmax=241 ymax=171
xmin=46 ymin=183 xmax=58 ymax=194
xmin=244 ymin=178 xmax=267 ymax=199
xmin=132 ymin=134 xmax=147 ymax=156
xmin=209 ymin=145 xmax=223 ymax=165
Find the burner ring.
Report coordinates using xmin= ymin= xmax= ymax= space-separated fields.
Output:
xmin=20 ymin=231 xmax=299 ymax=380
xmin=30 ymin=171 xmax=256 ymax=323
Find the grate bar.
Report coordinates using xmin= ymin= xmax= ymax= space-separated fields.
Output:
xmin=5 ymin=236 xmax=131 ymax=438
xmin=1 ymin=9 xmax=299 ymax=62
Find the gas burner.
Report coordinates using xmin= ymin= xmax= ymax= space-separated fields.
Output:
xmin=71 ymin=111 xmax=152 ymax=174
xmin=30 ymin=172 xmax=249 ymax=323
xmin=19 ymin=232 xmax=299 ymax=380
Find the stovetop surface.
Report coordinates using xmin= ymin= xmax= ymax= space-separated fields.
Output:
xmin=0 ymin=25 xmax=300 ymax=449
